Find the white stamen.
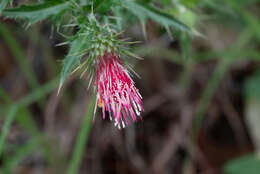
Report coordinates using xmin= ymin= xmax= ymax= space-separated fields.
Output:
xmin=137 ymin=104 xmax=142 ymax=112
xmin=122 ymin=120 xmax=125 ymax=128
xmin=132 ymin=101 xmax=140 ymax=116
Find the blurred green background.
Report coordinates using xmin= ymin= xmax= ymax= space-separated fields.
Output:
xmin=1 ymin=0 xmax=260 ymax=174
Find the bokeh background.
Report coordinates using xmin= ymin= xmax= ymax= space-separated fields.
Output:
xmin=1 ymin=0 xmax=260 ymax=174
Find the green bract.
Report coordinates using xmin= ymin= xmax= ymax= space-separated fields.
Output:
xmin=59 ymin=14 xmax=141 ymax=93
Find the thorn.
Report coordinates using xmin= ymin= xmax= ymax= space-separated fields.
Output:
xmin=57 ymin=83 xmax=62 ymax=96
xmin=55 ymin=41 xmax=69 ymax=47
xmin=165 ymin=25 xmax=174 ymax=40
xmin=87 ymin=75 xmax=94 ymax=89
xmin=141 ymin=21 xmax=147 ymax=41
xmin=80 ymin=67 xmax=89 ymax=79
xmin=62 ymin=23 xmax=77 ymax=28
xmin=91 ymin=2 xmax=94 ymax=14
xmin=124 ymin=50 xmax=143 ymax=60
xmin=71 ymin=65 xmax=81 ymax=75
xmin=127 ymin=64 xmax=141 ymax=79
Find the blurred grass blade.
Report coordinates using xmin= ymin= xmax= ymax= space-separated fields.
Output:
xmin=0 ymin=87 xmax=11 ymax=104
xmin=134 ymin=46 xmax=182 ymax=64
xmin=67 ymin=95 xmax=96 ymax=174
xmin=180 ymin=32 xmax=191 ymax=60
xmin=122 ymin=1 xmax=190 ymax=32
xmin=18 ymin=78 xmax=58 ymax=107
xmin=0 ymin=105 xmax=18 ymax=156
xmin=0 ymin=87 xmax=40 ymax=136
xmin=1 ymin=0 xmax=70 ymax=24
xmin=0 ymin=138 xmax=38 ymax=174
xmin=193 ymin=59 xmax=232 ymax=132
xmin=241 ymin=11 xmax=260 ymax=41
xmin=0 ymin=23 xmax=39 ymax=89
xmin=15 ymin=107 xmax=39 ymax=135
xmin=193 ymin=30 xmax=253 ymax=134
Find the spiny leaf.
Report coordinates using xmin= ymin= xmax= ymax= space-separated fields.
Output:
xmin=0 ymin=0 xmax=12 ymax=12
xmin=58 ymin=35 xmax=88 ymax=94
xmin=1 ymin=0 xmax=70 ymax=24
xmin=122 ymin=1 xmax=190 ymax=32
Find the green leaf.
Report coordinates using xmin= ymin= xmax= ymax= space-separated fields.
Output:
xmin=180 ymin=0 xmax=201 ymax=8
xmin=122 ymin=1 xmax=190 ymax=32
xmin=58 ymin=36 xmax=87 ymax=93
xmin=1 ymin=0 xmax=70 ymax=24
xmin=223 ymin=154 xmax=260 ymax=174
xmin=0 ymin=0 xmax=12 ymax=12
xmin=94 ymin=0 xmax=119 ymax=14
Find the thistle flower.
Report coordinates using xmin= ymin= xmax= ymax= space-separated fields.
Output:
xmin=94 ymin=52 xmax=143 ymax=129
xmin=58 ymin=14 xmax=143 ymax=128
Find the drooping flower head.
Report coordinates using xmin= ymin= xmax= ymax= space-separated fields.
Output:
xmin=94 ymin=52 xmax=143 ymax=129
xmin=59 ymin=14 xmax=144 ymax=128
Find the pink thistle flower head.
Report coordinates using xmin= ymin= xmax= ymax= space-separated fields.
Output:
xmin=94 ymin=52 xmax=143 ymax=129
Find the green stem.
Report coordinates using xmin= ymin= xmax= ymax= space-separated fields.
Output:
xmin=67 ymin=95 xmax=96 ymax=174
